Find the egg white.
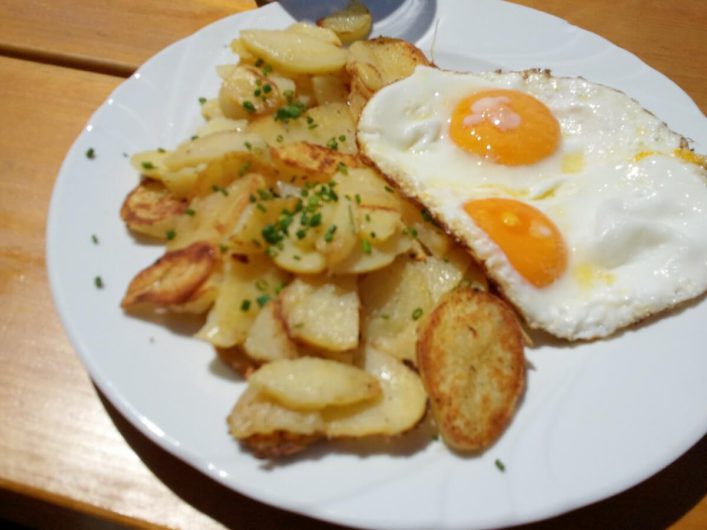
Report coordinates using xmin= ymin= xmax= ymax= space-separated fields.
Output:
xmin=358 ymin=66 xmax=707 ymax=340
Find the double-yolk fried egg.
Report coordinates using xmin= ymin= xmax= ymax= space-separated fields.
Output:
xmin=358 ymin=66 xmax=707 ymax=340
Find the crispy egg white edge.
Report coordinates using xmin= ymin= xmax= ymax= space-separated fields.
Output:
xmin=357 ymin=66 xmax=707 ymax=341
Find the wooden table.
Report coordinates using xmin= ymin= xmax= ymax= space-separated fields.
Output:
xmin=0 ymin=1 xmax=704 ymax=528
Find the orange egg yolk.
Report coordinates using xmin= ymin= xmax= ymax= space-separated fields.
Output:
xmin=450 ymin=89 xmax=560 ymax=165
xmin=464 ymin=198 xmax=567 ymax=287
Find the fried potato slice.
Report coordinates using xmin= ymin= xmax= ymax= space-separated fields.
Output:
xmin=280 ymin=275 xmax=359 ymax=352
xmin=270 ymin=141 xmax=363 ymax=185
xmin=219 ymin=65 xmax=287 ymax=120
xmin=120 ymin=179 xmax=188 ymax=240
xmin=243 ymin=297 xmax=299 ymax=363
xmin=322 ymin=348 xmax=427 ymax=437
xmin=196 ymin=254 xmax=288 ymax=348
xmin=329 ymin=231 xmax=411 ymax=275
xmin=310 ymin=73 xmax=349 ymax=105
xmin=346 ymin=37 xmax=430 ymax=119
xmin=360 ymin=255 xmax=433 ymax=363
xmin=240 ymin=29 xmax=348 ymax=75
xmin=216 ymin=346 xmax=260 ymax=379
xmin=249 ymin=357 xmax=381 ymax=411
xmin=248 ymin=102 xmax=357 ymax=154
xmin=416 ymin=288 xmax=525 ymax=452
xmin=228 ymin=386 xmax=323 ymax=458
xmin=165 ymin=131 xmax=267 ymax=172
xmin=286 ymin=22 xmax=342 ymax=47
xmin=317 ymin=0 xmax=372 ymax=45
xmin=121 ymin=241 xmax=219 ymax=311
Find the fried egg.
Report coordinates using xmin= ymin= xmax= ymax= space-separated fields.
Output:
xmin=358 ymin=66 xmax=707 ymax=340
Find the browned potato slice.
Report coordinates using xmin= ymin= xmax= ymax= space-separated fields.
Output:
xmin=346 ymin=37 xmax=430 ymax=119
xmin=249 ymin=357 xmax=381 ymax=410
xmin=311 ymin=73 xmax=349 ymax=105
xmin=240 ymin=29 xmax=348 ymax=75
xmin=218 ymin=65 xmax=286 ymax=120
xmin=347 ymin=37 xmax=431 ymax=95
xmin=228 ymin=386 xmax=323 ymax=458
xmin=416 ymin=288 xmax=525 ymax=452
xmin=247 ymin=102 xmax=357 ymax=154
xmin=317 ymin=0 xmax=372 ymax=45
xmin=280 ymin=275 xmax=359 ymax=352
xmin=216 ymin=346 xmax=260 ymax=379
xmin=196 ymin=254 xmax=288 ymax=348
xmin=244 ymin=298 xmax=299 ymax=363
xmin=322 ymin=348 xmax=427 ymax=437
xmin=121 ymin=241 xmax=218 ymax=311
xmin=120 ymin=179 xmax=188 ymax=240
xmin=270 ymin=141 xmax=363 ymax=185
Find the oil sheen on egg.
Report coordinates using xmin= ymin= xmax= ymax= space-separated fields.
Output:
xmin=358 ymin=66 xmax=707 ymax=340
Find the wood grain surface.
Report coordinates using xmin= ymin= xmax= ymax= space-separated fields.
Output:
xmin=0 ymin=1 xmax=704 ymax=529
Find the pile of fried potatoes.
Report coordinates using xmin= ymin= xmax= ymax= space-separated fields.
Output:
xmin=121 ymin=19 xmax=526 ymax=458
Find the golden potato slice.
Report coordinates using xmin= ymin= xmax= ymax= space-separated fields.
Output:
xmin=273 ymin=239 xmax=327 ymax=274
xmin=280 ymin=275 xmax=359 ymax=352
xmin=121 ymin=241 xmax=219 ymax=311
xmin=196 ymin=255 xmax=288 ymax=348
xmin=357 ymin=205 xmax=400 ymax=242
xmin=270 ymin=141 xmax=363 ymax=185
xmin=329 ymin=231 xmax=411 ymax=274
xmin=347 ymin=37 xmax=431 ymax=94
xmin=165 ymin=131 xmax=267 ymax=172
xmin=120 ymin=179 xmax=188 ymax=240
xmin=218 ymin=65 xmax=286 ymax=120
xmin=248 ymin=102 xmax=357 ymax=154
xmin=243 ymin=298 xmax=299 ymax=363
xmin=194 ymin=116 xmax=248 ymax=138
xmin=216 ymin=346 xmax=260 ymax=379
xmin=228 ymin=386 xmax=323 ymax=458
xmin=315 ymin=198 xmax=358 ymax=268
xmin=240 ymin=29 xmax=348 ymax=75
xmin=228 ymin=194 xmax=299 ymax=256
xmin=317 ymin=0 xmax=372 ymax=45
xmin=191 ymin=152 xmax=276 ymax=198
xmin=249 ymin=357 xmax=381 ymax=411
xmin=416 ymin=288 xmax=525 ymax=452
xmin=130 ymin=149 xmax=170 ymax=179
xmin=360 ymin=255 xmax=433 ymax=363
xmin=337 ymin=167 xmax=404 ymax=210
xmin=286 ymin=22 xmax=342 ymax=47
xmin=167 ymin=173 xmax=260 ymax=250
xmin=311 ymin=73 xmax=349 ymax=105
xmin=230 ymin=38 xmax=258 ymax=64
xmin=322 ymin=348 xmax=427 ymax=437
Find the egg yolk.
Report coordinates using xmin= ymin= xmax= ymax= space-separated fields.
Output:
xmin=464 ymin=198 xmax=567 ymax=287
xmin=450 ymin=89 xmax=560 ymax=165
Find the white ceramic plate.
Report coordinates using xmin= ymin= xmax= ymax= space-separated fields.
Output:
xmin=47 ymin=1 xmax=707 ymax=528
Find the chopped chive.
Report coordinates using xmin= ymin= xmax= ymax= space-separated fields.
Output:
xmin=94 ymin=276 xmax=104 ymax=289
xmin=262 ymin=64 xmax=272 ymax=75
xmin=338 ymin=135 xmax=346 ymax=142
xmin=166 ymin=229 xmax=176 ymax=240
xmin=198 ymin=97 xmax=207 ymax=105
xmin=241 ymin=299 xmax=251 ymax=311
xmin=256 ymin=294 xmax=270 ymax=307
xmin=184 ymin=208 xmax=196 ymax=216
xmin=255 ymin=58 xmax=264 ymax=67
xmin=254 ymin=88 xmax=262 ymax=97
xmin=293 ymin=254 xmax=301 ymax=261
xmin=122 ymin=152 xmax=128 ymax=158
xmin=239 ymin=161 xmax=252 ymax=176
xmin=244 ymin=141 xmax=253 ymax=151
xmin=141 ymin=161 xmax=155 ymax=170
xmin=86 ymin=148 xmax=95 ymax=159
xmin=326 ymin=137 xmax=338 ymax=150
xmin=219 ymin=244 xmax=229 ymax=253
xmin=91 ymin=234 xmax=99 ymax=245
xmin=309 ymin=212 xmax=322 ymax=227
xmin=354 ymin=193 xmax=362 ymax=205
xmin=255 ymin=279 xmax=269 ymax=291
xmin=191 ymin=135 xmax=199 ymax=140
xmin=336 ymin=162 xmax=348 ymax=175
xmin=242 ymin=101 xmax=256 ymax=113
xmin=495 ymin=459 xmax=506 ymax=472
xmin=249 ymin=194 xmax=257 ymax=203
xmin=276 ymin=134 xmax=284 ymax=143
xmin=263 ymin=84 xmax=272 ymax=94
xmin=412 ymin=307 xmax=423 ymax=320
xmin=362 ymin=239 xmax=372 ymax=254
xmin=324 ymin=224 xmax=337 ymax=242
xmin=212 ymin=185 xmax=229 ymax=196
xmin=381 ymin=314 xmax=390 ymax=320
xmin=256 ymin=203 xmax=267 ymax=212
xmin=157 ymin=147 xmax=166 ymax=153
xmin=296 ymin=228 xmax=307 ymax=240
xmin=384 ymin=185 xmax=394 ymax=193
